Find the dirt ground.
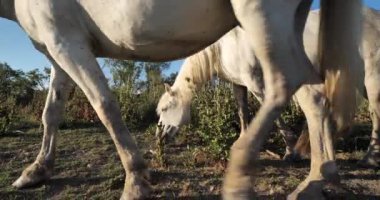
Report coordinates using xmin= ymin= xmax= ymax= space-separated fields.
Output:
xmin=0 ymin=124 xmax=379 ymax=200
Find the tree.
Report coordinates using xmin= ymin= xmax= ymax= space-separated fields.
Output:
xmin=164 ymin=72 xmax=178 ymax=85
xmin=143 ymin=62 xmax=169 ymax=89
xmin=103 ymin=59 xmax=170 ymax=129
xmin=105 ymin=59 xmax=142 ymax=91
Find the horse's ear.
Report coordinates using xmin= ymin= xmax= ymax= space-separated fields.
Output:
xmin=164 ymin=83 xmax=173 ymax=95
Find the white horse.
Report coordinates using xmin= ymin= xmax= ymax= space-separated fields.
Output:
xmin=156 ymin=27 xmax=300 ymax=161
xmin=156 ymin=7 xmax=380 ymax=168
xmin=0 ymin=0 xmax=362 ymax=199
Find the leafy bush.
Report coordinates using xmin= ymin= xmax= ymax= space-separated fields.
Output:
xmin=188 ymin=80 xmax=306 ymax=161
xmin=0 ymin=60 xmax=172 ymax=131
xmin=115 ymin=86 xmax=162 ymax=130
xmin=191 ymin=81 xmax=240 ymax=160
xmin=0 ymin=97 xmax=16 ymax=134
xmin=280 ymin=99 xmax=305 ymax=134
xmin=47 ymin=59 xmax=169 ymax=129
xmin=65 ymin=86 xmax=99 ymax=124
xmin=0 ymin=63 xmax=48 ymax=133
xmin=107 ymin=59 xmax=169 ymax=130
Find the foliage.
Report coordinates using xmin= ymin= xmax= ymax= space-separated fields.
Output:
xmin=0 ymin=59 xmax=375 ymax=165
xmin=106 ymin=59 xmax=142 ymax=89
xmin=20 ymin=90 xmax=47 ymax=123
xmin=65 ymin=86 xmax=99 ymax=124
xmin=190 ymin=81 xmax=240 ymax=160
xmin=279 ymin=99 xmax=305 ymax=134
xmin=0 ymin=63 xmax=48 ymax=133
xmin=0 ymin=97 xmax=16 ymax=134
xmin=0 ymin=60 xmax=173 ymax=132
xmin=163 ymin=72 xmax=178 ymax=85
xmin=188 ymin=80 xmax=306 ymax=161
xmin=106 ymin=59 xmax=169 ymax=130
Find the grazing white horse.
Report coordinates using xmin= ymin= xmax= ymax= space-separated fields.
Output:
xmin=156 ymin=7 xmax=380 ymax=168
xmin=0 ymin=0 xmax=362 ymax=199
xmin=156 ymin=27 xmax=300 ymax=161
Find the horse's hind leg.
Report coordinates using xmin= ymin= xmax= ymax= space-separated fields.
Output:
xmin=276 ymin=117 xmax=301 ymax=161
xmin=13 ymin=63 xmax=73 ymax=188
xmin=40 ymin=33 xmax=150 ymax=199
xmin=232 ymin=84 xmax=250 ymax=135
xmin=359 ymin=105 xmax=380 ymax=167
xmin=244 ymin=65 xmax=300 ymax=161
xmin=224 ymin=0 xmax=337 ymax=199
xmin=359 ymin=60 xmax=380 ymax=168
xmin=251 ymin=90 xmax=299 ymax=161
xmin=288 ymin=84 xmax=339 ymax=199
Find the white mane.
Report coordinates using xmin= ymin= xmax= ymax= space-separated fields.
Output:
xmin=156 ymin=41 xmax=225 ymax=115
xmin=174 ymin=42 xmax=226 ymax=92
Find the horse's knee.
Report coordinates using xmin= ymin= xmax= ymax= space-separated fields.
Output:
xmin=368 ymin=91 xmax=380 ymax=110
xmin=310 ymin=91 xmax=328 ymax=109
xmin=92 ymin=96 xmax=121 ymax=124
xmin=42 ymin=102 xmax=62 ymax=127
xmin=296 ymin=85 xmax=328 ymax=115
xmin=265 ymin=86 xmax=292 ymax=111
xmin=364 ymin=75 xmax=380 ymax=102
xmin=93 ymin=96 xmax=115 ymax=111
xmin=42 ymin=112 xmax=60 ymax=128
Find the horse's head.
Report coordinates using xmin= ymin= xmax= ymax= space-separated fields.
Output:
xmin=156 ymin=83 xmax=191 ymax=141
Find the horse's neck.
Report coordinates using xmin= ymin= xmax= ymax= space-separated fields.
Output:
xmin=173 ymin=43 xmax=223 ymax=101
xmin=175 ymin=42 xmax=223 ymax=88
xmin=0 ymin=0 xmax=16 ymax=21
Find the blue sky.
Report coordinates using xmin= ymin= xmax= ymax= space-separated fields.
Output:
xmin=0 ymin=0 xmax=379 ymax=77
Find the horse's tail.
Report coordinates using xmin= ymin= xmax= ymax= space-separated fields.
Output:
xmin=319 ymin=0 xmax=362 ymax=133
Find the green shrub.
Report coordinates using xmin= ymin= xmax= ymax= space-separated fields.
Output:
xmin=20 ymin=90 xmax=47 ymax=123
xmin=0 ymin=63 xmax=48 ymax=133
xmin=280 ymin=100 xmax=305 ymax=134
xmin=65 ymin=86 xmax=99 ymax=124
xmin=188 ymin=81 xmax=307 ymax=161
xmin=107 ymin=59 xmax=168 ymax=130
xmin=115 ymin=86 xmax=160 ymax=130
xmin=0 ymin=97 xmax=17 ymax=134
xmin=191 ymin=81 xmax=240 ymax=160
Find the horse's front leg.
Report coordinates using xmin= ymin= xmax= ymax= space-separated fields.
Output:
xmin=37 ymin=30 xmax=150 ymax=198
xmin=13 ymin=64 xmax=73 ymax=188
xmin=232 ymin=84 xmax=250 ymax=135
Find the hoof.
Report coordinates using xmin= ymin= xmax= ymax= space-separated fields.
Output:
xmin=12 ymin=176 xmax=34 ymax=189
xmin=222 ymin=189 xmax=255 ymax=200
xmin=357 ymin=156 xmax=379 ymax=168
xmin=322 ymin=183 xmax=353 ymax=199
xmin=12 ymin=162 xmax=52 ymax=189
xmin=120 ymin=171 xmax=152 ymax=200
xmin=283 ymin=152 xmax=302 ymax=163
xmin=288 ymin=179 xmax=325 ymax=200
xmin=222 ymin=173 xmax=255 ymax=200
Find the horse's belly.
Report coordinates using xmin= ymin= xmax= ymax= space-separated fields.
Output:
xmin=98 ymin=42 xmax=221 ymax=61
xmin=80 ymin=0 xmax=237 ymax=60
